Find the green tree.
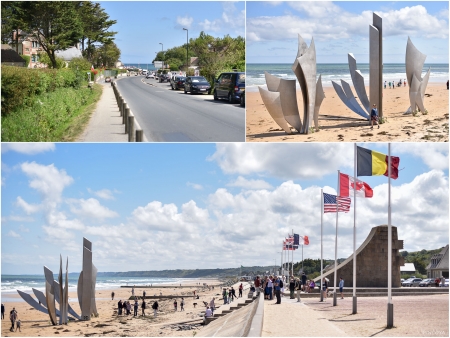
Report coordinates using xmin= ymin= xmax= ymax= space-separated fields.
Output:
xmin=21 ymin=1 xmax=83 ymax=69
xmin=1 ymin=1 xmax=28 ymax=52
xmin=68 ymin=56 xmax=92 ymax=71
xmin=92 ymin=41 xmax=120 ymax=68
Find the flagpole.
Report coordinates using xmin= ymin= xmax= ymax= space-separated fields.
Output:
xmin=320 ymin=189 xmax=324 ymax=302
xmin=387 ymin=143 xmax=393 ymax=328
xmin=292 ymin=229 xmax=294 ymax=277
xmin=353 ymin=143 xmax=357 ymax=314
xmin=333 ymin=170 xmax=340 ymax=306
xmin=302 ymin=244 xmax=304 ymax=274
xmin=281 ymin=242 xmax=284 ymax=276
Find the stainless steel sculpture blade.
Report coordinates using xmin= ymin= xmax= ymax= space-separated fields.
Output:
xmin=54 ymin=281 xmax=81 ymax=320
xmin=44 ymin=266 xmax=57 ymax=325
xmin=341 ymin=80 xmax=369 ymax=119
xmin=81 ymin=244 xmax=93 ymax=320
xmin=292 ymin=38 xmax=317 ymax=134
xmin=372 ymin=13 xmax=383 ymax=118
xmin=332 ymin=81 xmax=362 ymax=116
xmin=91 ymin=264 xmax=98 ymax=317
xmin=265 ymin=71 xmax=302 ymax=132
xmin=18 ymin=290 xmax=51 ymax=315
xmin=369 ymin=24 xmax=381 ymax=116
xmin=348 ymin=54 xmax=370 ymax=114
xmin=58 ymin=255 xmax=63 ymax=324
xmin=418 ymin=68 xmax=431 ymax=109
xmin=32 ymin=288 xmax=48 ymax=306
xmin=296 ymin=34 xmax=308 ymax=58
xmin=64 ymin=257 xmax=69 ymax=323
xmin=258 ymin=87 xmax=293 ymax=134
xmin=405 ymin=37 xmax=427 ymax=88
xmin=314 ymin=75 xmax=325 ymax=128
xmin=31 ymin=288 xmax=73 ymax=320
xmin=409 ymin=74 xmax=421 ymax=112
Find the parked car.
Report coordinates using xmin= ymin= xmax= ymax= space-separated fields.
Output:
xmin=418 ymin=278 xmax=434 ymax=287
xmin=240 ymin=90 xmax=245 ymax=107
xmin=213 ymin=71 xmax=245 ymax=103
xmin=105 ymin=76 xmax=111 ymax=83
xmin=146 ymin=73 xmax=154 ymax=79
xmin=184 ymin=76 xmax=211 ymax=94
xmin=402 ymin=278 xmax=422 ymax=287
xmin=142 ymin=70 xmax=148 ymax=76
xmin=171 ymin=76 xmax=186 ymax=90
xmin=159 ymin=74 xmax=169 ymax=83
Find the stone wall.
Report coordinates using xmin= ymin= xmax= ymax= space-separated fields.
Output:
xmin=315 ymin=225 xmax=404 ymax=287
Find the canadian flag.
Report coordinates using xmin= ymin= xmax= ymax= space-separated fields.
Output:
xmin=339 ymin=173 xmax=373 ymax=198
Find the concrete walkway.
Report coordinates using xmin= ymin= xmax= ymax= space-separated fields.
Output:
xmin=77 ymin=83 xmax=128 ymax=142
xmin=261 ymin=296 xmax=347 ymax=337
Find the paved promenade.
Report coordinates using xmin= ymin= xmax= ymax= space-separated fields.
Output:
xmin=77 ymin=83 xmax=128 ymax=142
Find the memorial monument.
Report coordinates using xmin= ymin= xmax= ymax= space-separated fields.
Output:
xmin=259 ymin=34 xmax=325 ymax=134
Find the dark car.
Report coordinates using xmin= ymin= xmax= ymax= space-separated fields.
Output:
xmin=184 ymin=76 xmax=211 ymax=94
xmin=213 ymin=72 xmax=245 ymax=103
xmin=171 ymin=76 xmax=186 ymax=90
xmin=158 ymin=74 xmax=169 ymax=83
xmin=418 ymin=278 xmax=434 ymax=287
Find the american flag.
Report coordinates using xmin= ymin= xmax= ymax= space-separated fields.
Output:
xmin=323 ymin=192 xmax=351 ymax=213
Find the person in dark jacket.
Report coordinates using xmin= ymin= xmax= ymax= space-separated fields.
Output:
xmin=289 ymin=278 xmax=296 ymax=299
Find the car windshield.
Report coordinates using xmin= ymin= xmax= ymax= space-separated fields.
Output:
xmin=237 ymin=73 xmax=245 ymax=84
xmin=178 ymin=77 xmax=186 ymax=80
xmin=191 ymin=77 xmax=207 ymax=82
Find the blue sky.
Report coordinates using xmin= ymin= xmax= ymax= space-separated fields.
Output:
xmin=247 ymin=1 xmax=449 ymax=63
xmin=2 ymin=143 xmax=448 ymax=275
xmin=98 ymin=1 xmax=245 ymax=65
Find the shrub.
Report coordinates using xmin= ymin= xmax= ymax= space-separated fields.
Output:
xmin=68 ymin=57 xmax=91 ymax=72
xmin=21 ymin=55 xmax=31 ymax=68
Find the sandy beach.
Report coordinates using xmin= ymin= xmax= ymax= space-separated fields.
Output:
xmin=246 ymin=83 xmax=449 ymax=142
xmin=1 ymin=279 xmax=226 ymax=337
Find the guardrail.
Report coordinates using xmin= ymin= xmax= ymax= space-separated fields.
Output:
xmin=111 ymin=81 xmax=146 ymax=142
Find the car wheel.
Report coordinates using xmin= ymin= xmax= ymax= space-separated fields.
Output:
xmin=184 ymin=88 xmax=187 ymax=94
xmin=190 ymin=90 xmax=194 ymax=95
xmin=240 ymin=95 xmax=245 ymax=107
xmin=213 ymin=90 xmax=218 ymax=101
xmin=228 ymin=92 xmax=235 ymax=104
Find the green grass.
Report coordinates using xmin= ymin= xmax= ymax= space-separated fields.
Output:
xmin=1 ymin=84 xmax=102 ymax=142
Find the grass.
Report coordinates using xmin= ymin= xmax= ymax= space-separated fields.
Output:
xmin=1 ymin=84 xmax=102 ymax=142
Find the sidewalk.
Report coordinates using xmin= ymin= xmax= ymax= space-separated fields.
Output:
xmin=77 ymin=83 xmax=128 ymax=142
xmin=261 ymin=296 xmax=348 ymax=337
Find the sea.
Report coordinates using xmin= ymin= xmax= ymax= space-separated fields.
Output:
xmin=123 ymin=63 xmax=157 ymax=71
xmin=1 ymin=274 xmax=199 ymax=302
xmin=246 ymin=63 xmax=449 ymax=92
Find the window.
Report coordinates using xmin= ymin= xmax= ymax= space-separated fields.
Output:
xmin=31 ymin=54 xmax=36 ymax=62
xmin=32 ymin=41 xmax=39 ymax=48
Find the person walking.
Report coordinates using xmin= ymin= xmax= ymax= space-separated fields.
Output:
xmin=141 ymin=300 xmax=146 ymax=316
xmin=254 ymin=276 xmax=261 ymax=294
xmin=231 ymin=287 xmax=237 ymax=301
xmin=133 ymin=300 xmax=138 ymax=316
xmin=143 ymin=290 xmax=146 ymax=298
xmin=289 ymin=277 xmax=295 ymax=299
xmin=152 ymin=301 xmax=159 ymax=317
xmin=111 ymin=291 xmax=115 ymax=300
xmin=1 ymin=303 xmax=4 ymax=320
xmin=180 ymin=298 xmax=185 ymax=311
xmin=339 ymin=277 xmax=344 ymax=299
xmin=9 ymin=307 xmax=17 ymax=332
xmin=301 ymin=272 xmax=307 ymax=291
xmin=370 ymin=104 xmax=380 ymax=129
xmin=238 ymin=283 xmax=243 ymax=297
xmin=222 ymin=288 xmax=227 ymax=304
xmin=274 ymin=276 xmax=281 ymax=304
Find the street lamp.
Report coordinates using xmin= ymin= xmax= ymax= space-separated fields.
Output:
xmin=183 ymin=28 xmax=188 ymax=75
xmin=159 ymin=42 xmax=164 ymax=70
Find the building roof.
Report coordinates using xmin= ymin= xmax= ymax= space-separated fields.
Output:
xmin=55 ymin=46 xmax=82 ymax=61
xmin=400 ymin=263 xmax=416 ymax=272
xmin=1 ymin=49 xmax=25 ymax=63
xmin=1 ymin=44 xmax=12 ymax=50
xmin=426 ymin=245 xmax=449 ymax=271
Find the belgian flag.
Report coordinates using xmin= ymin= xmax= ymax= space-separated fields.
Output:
xmin=357 ymin=146 xmax=400 ymax=179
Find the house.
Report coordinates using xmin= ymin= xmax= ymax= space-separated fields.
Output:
xmin=426 ymin=245 xmax=449 ymax=279
xmin=400 ymin=262 xmax=416 ymax=274
xmin=10 ymin=30 xmax=44 ymax=68
xmin=1 ymin=45 xmax=26 ymax=67
xmin=55 ymin=46 xmax=82 ymax=67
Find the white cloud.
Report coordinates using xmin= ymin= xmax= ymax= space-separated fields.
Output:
xmin=394 ymin=143 xmax=449 ymax=170
xmin=176 ymin=15 xmax=193 ymax=29
xmin=227 ymin=176 xmax=273 ymax=190
xmin=88 ymin=188 xmax=115 ymax=200
xmin=209 ymin=143 xmax=353 ymax=179
xmin=187 ymin=182 xmax=203 ymax=190
xmin=16 ymin=196 xmax=40 ymax=214
xmin=2 ymin=143 xmax=55 ymax=155
xmin=197 ymin=2 xmax=244 ymax=35
xmin=247 ymin=4 xmax=448 ymax=42
xmin=8 ymin=215 xmax=34 ymax=222
xmin=7 ymin=230 xmax=21 ymax=238
xmin=68 ymin=198 xmax=118 ymax=220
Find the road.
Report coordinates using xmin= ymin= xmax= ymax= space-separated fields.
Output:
xmin=115 ymin=75 xmax=245 ymax=142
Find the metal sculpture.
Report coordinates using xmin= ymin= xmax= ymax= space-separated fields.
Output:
xmin=405 ymin=37 xmax=430 ymax=113
xmin=53 ymin=281 xmax=81 ymax=320
xmin=332 ymin=13 xmax=382 ymax=119
xmin=259 ymin=34 xmax=324 ymax=135
xmin=78 ymin=237 xmax=98 ymax=320
xmin=44 ymin=266 xmax=57 ymax=325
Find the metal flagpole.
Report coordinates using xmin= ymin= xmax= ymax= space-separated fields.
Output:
xmin=302 ymin=244 xmax=304 ymax=274
xmin=281 ymin=242 xmax=284 ymax=275
xmin=353 ymin=143 xmax=357 ymax=314
xmin=333 ymin=170 xmax=340 ymax=306
xmin=292 ymin=229 xmax=294 ymax=276
xmin=387 ymin=143 xmax=393 ymax=328
xmin=320 ymin=189 xmax=324 ymax=302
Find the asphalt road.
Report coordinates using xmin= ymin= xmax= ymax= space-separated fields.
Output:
xmin=115 ymin=75 xmax=245 ymax=142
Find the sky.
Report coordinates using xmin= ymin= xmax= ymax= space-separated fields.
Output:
xmin=1 ymin=142 xmax=448 ymax=275
xmin=247 ymin=1 xmax=449 ymax=63
xmin=98 ymin=1 xmax=245 ymax=65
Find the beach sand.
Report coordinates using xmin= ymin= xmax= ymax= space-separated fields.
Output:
xmin=246 ymin=83 xmax=449 ymax=142
xmin=1 ymin=279 xmax=225 ymax=337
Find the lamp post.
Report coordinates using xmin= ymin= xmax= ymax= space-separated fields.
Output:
xmin=159 ymin=42 xmax=164 ymax=70
xmin=183 ymin=28 xmax=188 ymax=75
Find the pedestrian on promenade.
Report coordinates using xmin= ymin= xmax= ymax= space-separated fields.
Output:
xmin=339 ymin=277 xmax=344 ymax=299
xmin=134 ymin=300 xmax=138 ymax=316
xmin=210 ymin=298 xmax=215 ymax=314
xmin=254 ymin=276 xmax=261 ymax=294
xmin=309 ymin=280 xmax=315 ymax=292
xmin=205 ymin=307 xmax=213 ymax=318
xmin=231 ymin=287 xmax=237 ymax=301
xmin=141 ymin=300 xmax=146 ymax=316
xmin=435 ymin=277 xmax=440 ymax=287
xmin=274 ymin=276 xmax=281 ymax=304
xmin=370 ymin=104 xmax=380 ymax=129
xmin=111 ymin=291 xmax=115 ymax=300
xmin=1 ymin=303 xmax=4 ymax=319
xmin=441 ymin=276 xmax=446 ymax=287
xmin=263 ymin=277 xmax=269 ymax=299
xmin=301 ymin=272 xmax=307 ymax=291
xmin=239 ymin=283 xmax=243 ymax=297
xmin=289 ymin=277 xmax=295 ymax=299
xmin=152 ymin=301 xmax=158 ymax=317
xmin=222 ymin=288 xmax=228 ymax=304
xmin=322 ymin=278 xmax=329 ymax=300
xmin=267 ymin=276 xmax=273 ymax=300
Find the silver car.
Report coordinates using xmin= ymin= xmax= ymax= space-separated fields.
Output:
xmin=402 ymin=278 xmax=422 ymax=287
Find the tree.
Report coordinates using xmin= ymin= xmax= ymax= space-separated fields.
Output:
xmin=91 ymin=41 xmax=120 ymax=68
xmin=77 ymin=1 xmax=117 ymax=62
xmin=1 ymin=1 xmax=28 ymax=52
xmin=21 ymin=1 xmax=83 ymax=69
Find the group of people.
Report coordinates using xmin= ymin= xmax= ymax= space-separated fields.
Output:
xmin=384 ymin=80 xmax=406 ymax=89
xmin=173 ymin=298 xmax=185 ymax=311
xmin=222 ymin=286 xmax=239 ymax=304
xmin=117 ymin=298 xmax=159 ymax=317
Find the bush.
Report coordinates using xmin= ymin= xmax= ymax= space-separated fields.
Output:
xmin=21 ymin=55 xmax=31 ymax=68
xmin=68 ymin=57 xmax=92 ymax=72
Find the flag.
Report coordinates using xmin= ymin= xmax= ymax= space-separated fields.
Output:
xmin=323 ymin=193 xmax=351 ymax=213
xmin=357 ymin=146 xmax=400 ymax=179
xmin=284 ymin=244 xmax=298 ymax=250
xmin=299 ymin=236 xmax=310 ymax=245
xmin=293 ymin=234 xmax=299 ymax=245
xmin=339 ymin=172 xmax=373 ymax=198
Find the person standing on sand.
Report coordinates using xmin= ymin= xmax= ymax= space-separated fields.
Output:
xmin=174 ymin=299 xmax=178 ymax=311
xmin=339 ymin=277 xmax=344 ymax=299
xmin=1 ymin=303 xmax=4 ymax=319
xmin=111 ymin=291 xmax=115 ymax=300
xmin=181 ymin=298 xmax=185 ymax=311
xmin=9 ymin=307 xmax=17 ymax=331
xmin=152 ymin=301 xmax=158 ymax=317
xmin=127 ymin=301 xmax=131 ymax=315
xmin=118 ymin=300 xmax=123 ymax=316
xmin=141 ymin=300 xmax=146 ymax=316
xmin=274 ymin=276 xmax=281 ymax=304
xmin=134 ymin=300 xmax=138 ymax=316
xmin=404 ymin=80 xmax=406 ymax=87
xmin=384 ymin=81 xmax=386 ymax=89
xmin=447 ymin=80 xmax=449 ymax=90
xmin=388 ymin=81 xmax=391 ymax=89
xmin=131 ymin=286 xmax=135 ymax=297
xmin=143 ymin=290 xmax=146 ymax=298
xmin=370 ymin=104 xmax=380 ymax=129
